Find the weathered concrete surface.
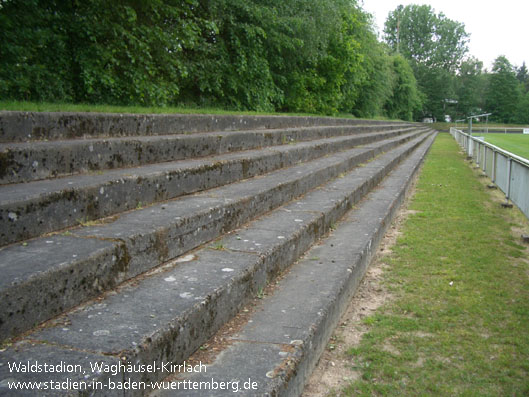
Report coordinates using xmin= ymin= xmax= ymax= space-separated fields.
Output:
xmin=0 ymin=131 xmax=428 ymax=342
xmin=0 ymin=131 xmax=433 ymax=397
xmin=0 ymin=128 xmax=422 ymax=245
xmin=156 ymin=132 xmax=437 ymax=397
xmin=0 ymin=124 xmax=411 ymax=183
xmin=0 ymin=129 xmax=424 ymax=246
xmin=0 ymin=235 xmax=124 ymax=340
xmin=155 ymin=342 xmax=289 ymax=396
xmin=0 ymin=111 xmax=409 ymax=142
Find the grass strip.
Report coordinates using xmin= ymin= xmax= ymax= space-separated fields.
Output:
xmin=0 ymin=100 xmax=304 ymax=116
xmin=0 ymin=101 xmax=402 ymax=121
xmin=342 ymin=133 xmax=529 ymax=396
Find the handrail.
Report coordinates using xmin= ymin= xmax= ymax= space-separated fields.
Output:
xmin=457 ymin=126 xmax=527 ymax=133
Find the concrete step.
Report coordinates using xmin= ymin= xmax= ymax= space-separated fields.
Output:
xmin=155 ymin=132 xmax=437 ymax=396
xmin=1 ymin=124 xmax=410 ymax=184
xmin=0 ymin=131 xmax=435 ymax=397
xmin=0 ymin=127 xmax=420 ymax=246
xmin=0 ymin=111 xmax=407 ymax=143
xmin=0 ymin=129 xmax=427 ymax=340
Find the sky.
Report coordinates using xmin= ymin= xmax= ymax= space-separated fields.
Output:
xmin=361 ymin=0 xmax=528 ymax=71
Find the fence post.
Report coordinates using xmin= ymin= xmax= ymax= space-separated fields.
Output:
xmin=506 ymin=158 xmax=512 ymax=201
xmin=492 ymin=150 xmax=496 ymax=183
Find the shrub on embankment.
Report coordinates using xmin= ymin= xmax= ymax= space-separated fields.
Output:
xmin=0 ymin=0 xmax=421 ymax=119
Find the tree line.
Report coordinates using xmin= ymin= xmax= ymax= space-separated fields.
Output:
xmin=0 ymin=0 xmax=420 ymax=119
xmin=385 ymin=4 xmax=529 ymax=124
xmin=0 ymin=1 xmax=527 ymax=123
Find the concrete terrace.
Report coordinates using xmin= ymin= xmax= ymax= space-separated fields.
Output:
xmin=0 ymin=112 xmax=436 ymax=396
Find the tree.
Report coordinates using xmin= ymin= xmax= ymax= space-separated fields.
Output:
xmin=517 ymin=91 xmax=529 ymax=123
xmin=455 ymin=57 xmax=486 ymax=118
xmin=266 ymin=0 xmax=354 ymax=114
xmin=384 ymin=55 xmax=423 ymax=121
xmin=0 ymin=0 xmax=74 ymax=101
xmin=485 ymin=56 xmax=522 ymax=123
xmin=517 ymin=62 xmax=529 ymax=93
xmin=515 ymin=62 xmax=529 ymax=123
xmin=384 ymin=5 xmax=469 ymax=72
xmin=179 ymin=0 xmax=283 ymax=111
xmin=0 ymin=0 xmax=422 ymax=118
xmin=384 ymin=4 xmax=469 ymax=120
xmin=0 ymin=0 xmax=203 ymax=105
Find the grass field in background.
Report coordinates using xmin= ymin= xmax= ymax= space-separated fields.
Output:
xmin=481 ymin=133 xmax=529 ymax=160
xmin=431 ymin=122 xmax=529 ymax=132
xmin=342 ymin=134 xmax=529 ymax=396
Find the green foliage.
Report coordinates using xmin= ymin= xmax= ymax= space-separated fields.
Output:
xmin=265 ymin=0 xmax=345 ymax=114
xmin=180 ymin=0 xmax=283 ymax=111
xmin=384 ymin=4 xmax=469 ymax=120
xmin=0 ymin=0 xmax=200 ymax=105
xmin=515 ymin=62 xmax=529 ymax=123
xmin=455 ymin=57 xmax=486 ymax=117
xmin=263 ymin=0 xmax=370 ymax=115
xmin=384 ymin=55 xmax=422 ymax=121
xmin=72 ymin=0 xmax=197 ymax=106
xmin=0 ymin=0 xmax=422 ymax=119
xmin=416 ymin=64 xmax=456 ymax=120
xmin=518 ymin=91 xmax=529 ymax=124
xmin=516 ymin=62 xmax=529 ymax=93
xmin=349 ymin=15 xmax=393 ymax=118
xmin=0 ymin=0 xmax=74 ymax=101
xmin=485 ymin=56 xmax=523 ymax=124
xmin=384 ymin=5 xmax=469 ymax=72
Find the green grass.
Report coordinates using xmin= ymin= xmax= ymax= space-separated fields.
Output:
xmin=0 ymin=100 xmax=286 ymax=116
xmin=0 ymin=101 xmax=405 ymax=122
xmin=0 ymin=100 xmax=356 ymax=119
xmin=480 ymin=133 xmax=529 ymax=160
xmin=342 ymin=134 xmax=529 ymax=396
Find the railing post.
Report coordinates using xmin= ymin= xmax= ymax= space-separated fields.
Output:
xmin=492 ymin=150 xmax=496 ymax=183
xmin=506 ymin=157 xmax=512 ymax=201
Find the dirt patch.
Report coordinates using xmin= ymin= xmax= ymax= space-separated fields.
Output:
xmin=301 ymin=183 xmax=419 ymax=396
xmin=381 ymin=340 xmax=401 ymax=356
xmin=411 ymin=355 xmax=426 ymax=368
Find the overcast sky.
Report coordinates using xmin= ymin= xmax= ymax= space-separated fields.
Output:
xmin=361 ymin=0 xmax=528 ymax=71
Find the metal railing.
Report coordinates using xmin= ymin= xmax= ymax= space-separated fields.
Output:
xmin=455 ymin=126 xmax=527 ymax=134
xmin=451 ymin=127 xmax=529 ymax=220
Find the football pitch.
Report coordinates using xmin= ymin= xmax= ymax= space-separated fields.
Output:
xmin=480 ymin=133 xmax=529 ymax=160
